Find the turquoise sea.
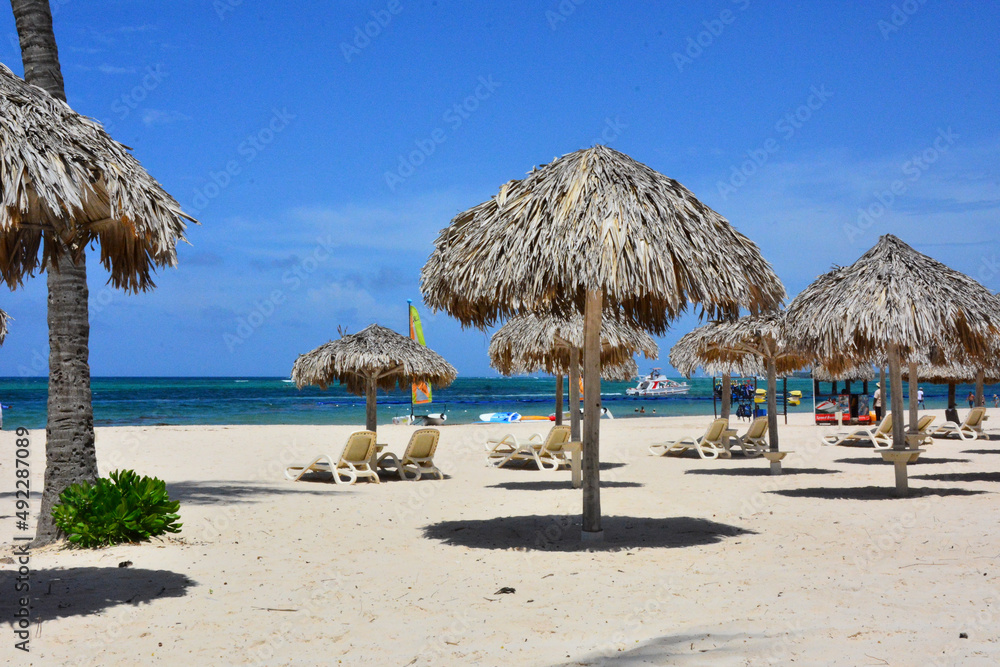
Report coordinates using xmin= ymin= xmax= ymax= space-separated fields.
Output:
xmin=0 ymin=375 xmax=996 ymax=430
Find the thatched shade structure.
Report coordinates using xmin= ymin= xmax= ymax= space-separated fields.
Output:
xmin=0 ymin=308 xmax=8 ymax=344
xmin=489 ymin=312 xmax=656 ymax=436
xmin=421 ymin=145 xmax=784 ymax=537
xmin=0 ymin=63 xmax=193 ymax=290
xmin=900 ymin=361 xmax=1000 ymax=385
xmin=902 ymin=360 xmax=1000 ymax=413
xmin=669 ymin=312 xmax=808 ymax=471
xmin=786 ymin=235 xmax=1000 ymax=494
xmin=292 ymin=324 xmax=457 ymax=432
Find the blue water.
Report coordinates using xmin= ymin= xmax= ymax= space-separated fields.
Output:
xmin=0 ymin=376 xmax=994 ymax=429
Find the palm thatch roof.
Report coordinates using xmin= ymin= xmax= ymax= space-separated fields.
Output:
xmin=600 ymin=357 xmax=640 ymax=382
xmin=420 ymin=145 xmax=785 ymax=333
xmin=0 ymin=308 xmax=8 ymax=344
xmin=291 ymin=324 xmax=457 ymax=394
xmin=669 ymin=335 xmax=764 ymax=378
xmin=900 ymin=361 xmax=1000 ymax=385
xmin=785 ymin=235 xmax=1000 ymax=372
xmin=0 ymin=63 xmax=194 ymax=291
xmin=812 ymin=364 xmax=875 ymax=382
xmin=488 ymin=312 xmax=657 ymax=377
xmin=668 ymin=312 xmax=808 ymax=377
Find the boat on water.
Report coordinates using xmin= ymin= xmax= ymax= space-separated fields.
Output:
xmin=625 ymin=369 xmax=690 ymax=397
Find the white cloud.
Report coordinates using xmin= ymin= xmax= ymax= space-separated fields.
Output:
xmin=142 ymin=109 xmax=191 ymax=126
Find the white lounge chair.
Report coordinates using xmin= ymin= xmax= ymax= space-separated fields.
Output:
xmin=649 ymin=418 xmax=735 ymax=459
xmin=821 ymin=414 xmax=894 ymax=449
xmin=730 ymin=416 xmax=768 ymax=458
xmin=486 ymin=424 xmax=573 ymax=470
xmin=284 ymin=430 xmax=380 ymax=484
xmin=930 ymin=407 xmax=987 ymax=441
xmin=377 ymin=428 xmax=443 ymax=480
xmin=909 ymin=414 xmax=937 ymax=446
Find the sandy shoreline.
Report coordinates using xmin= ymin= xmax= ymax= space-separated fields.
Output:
xmin=2 ymin=411 xmax=999 ymax=665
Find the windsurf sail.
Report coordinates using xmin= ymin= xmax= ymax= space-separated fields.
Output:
xmin=409 ymin=300 xmax=433 ymax=405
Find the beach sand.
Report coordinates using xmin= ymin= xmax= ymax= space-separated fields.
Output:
xmin=3 ymin=410 xmax=999 ymax=665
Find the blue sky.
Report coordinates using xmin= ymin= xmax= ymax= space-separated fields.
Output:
xmin=0 ymin=0 xmax=998 ymax=377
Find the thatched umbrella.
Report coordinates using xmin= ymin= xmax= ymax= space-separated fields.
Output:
xmin=901 ymin=360 xmax=1000 ymax=414
xmin=670 ymin=312 xmax=808 ymax=472
xmin=292 ymin=324 xmax=457 ymax=432
xmin=670 ymin=336 xmax=762 ymax=421
xmin=421 ymin=145 xmax=785 ymax=536
xmin=489 ymin=312 xmax=657 ymax=437
xmin=0 ymin=62 xmax=192 ymax=288
xmin=0 ymin=309 xmax=8 ymax=344
xmin=0 ymin=50 xmax=192 ymax=545
xmin=786 ymin=235 xmax=1000 ymax=494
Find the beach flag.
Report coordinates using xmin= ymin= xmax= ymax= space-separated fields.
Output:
xmin=409 ymin=301 xmax=432 ymax=404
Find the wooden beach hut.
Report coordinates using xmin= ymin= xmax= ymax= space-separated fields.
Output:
xmin=291 ymin=324 xmax=457 ymax=433
xmin=421 ymin=145 xmax=785 ymax=538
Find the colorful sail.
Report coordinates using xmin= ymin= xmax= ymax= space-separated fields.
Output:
xmin=409 ymin=301 xmax=433 ymax=404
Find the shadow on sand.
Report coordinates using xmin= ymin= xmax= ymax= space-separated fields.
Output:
xmin=562 ymin=631 xmax=774 ymax=665
xmin=911 ymin=471 xmax=1000 ymax=483
xmin=423 ymin=515 xmax=754 ymax=551
xmin=962 ymin=449 xmax=1000 ymax=455
xmin=0 ymin=566 xmax=194 ymax=621
xmin=769 ymin=486 xmax=988 ymax=501
xmin=685 ymin=467 xmax=839 ymax=477
xmin=835 ymin=456 xmax=970 ymax=466
xmin=487 ymin=480 xmax=642 ymax=491
xmin=166 ymin=480 xmax=353 ymax=505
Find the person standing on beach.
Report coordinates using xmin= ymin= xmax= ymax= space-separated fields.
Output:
xmin=968 ymin=392 xmax=976 ymax=408
xmin=917 ymin=387 xmax=925 ymax=409
xmin=872 ymin=383 xmax=882 ymax=421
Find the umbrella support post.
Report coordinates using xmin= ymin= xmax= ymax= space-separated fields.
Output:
xmin=761 ymin=450 xmax=788 ymax=475
xmin=879 ymin=449 xmax=922 ymax=497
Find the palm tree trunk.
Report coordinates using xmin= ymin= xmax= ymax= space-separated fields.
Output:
xmin=12 ymin=0 xmax=97 ymax=546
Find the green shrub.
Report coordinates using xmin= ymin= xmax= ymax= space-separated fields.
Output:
xmin=52 ymin=469 xmax=182 ymax=548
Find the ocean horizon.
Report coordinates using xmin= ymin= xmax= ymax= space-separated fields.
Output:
xmin=1 ymin=375 xmax=994 ymax=430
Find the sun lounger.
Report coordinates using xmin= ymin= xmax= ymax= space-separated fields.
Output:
xmin=284 ymin=430 xmax=380 ymax=484
xmin=377 ymin=428 xmax=443 ymax=480
xmin=486 ymin=424 xmax=573 ymax=470
xmin=729 ymin=416 xmax=768 ymax=457
xmin=930 ymin=407 xmax=987 ymax=441
xmin=649 ymin=418 xmax=735 ymax=459
xmin=910 ymin=414 xmax=936 ymax=446
xmin=821 ymin=414 xmax=893 ymax=449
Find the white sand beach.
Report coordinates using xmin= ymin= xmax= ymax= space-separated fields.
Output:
xmin=3 ymin=411 xmax=1000 ymax=665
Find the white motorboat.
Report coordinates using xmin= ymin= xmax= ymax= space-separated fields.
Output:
xmin=626 ymin=369 xmax=690 ymax=397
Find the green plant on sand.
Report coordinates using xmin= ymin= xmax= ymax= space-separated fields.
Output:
xmin=52 ymin=470 xmax=182 ymax=548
